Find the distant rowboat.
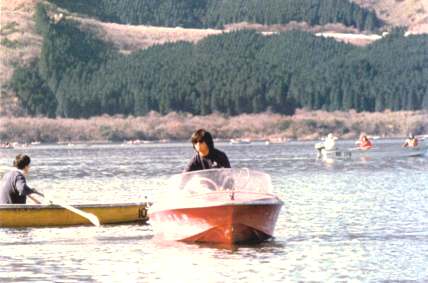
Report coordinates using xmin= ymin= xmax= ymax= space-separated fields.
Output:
xmin=0 ymin=144 xmax=13 ymax=149
xmin=319 ymin=145 xmax=427 ymax=160
xmin=0 ymin=202 xmax=149 ymax=228
xmin=229 ymin=139 xmax=251 ymax=144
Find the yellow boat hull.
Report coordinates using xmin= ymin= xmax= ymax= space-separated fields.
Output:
xmin=0 ymin=202 xmax=149 ymax=227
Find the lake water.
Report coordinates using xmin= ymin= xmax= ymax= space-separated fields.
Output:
xmin=1 ymin=140 xmax=427 ymax=282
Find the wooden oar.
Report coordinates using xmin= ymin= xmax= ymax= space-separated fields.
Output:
xmin=33 ymin=190 xmax=100 ymax=227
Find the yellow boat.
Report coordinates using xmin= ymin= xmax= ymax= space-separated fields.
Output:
xmin=0 ymin=202 xmax=149 ymax=228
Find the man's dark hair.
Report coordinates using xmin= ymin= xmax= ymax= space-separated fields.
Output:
xmin=13 ymin=154 xmax=31 ymax=170
xmin=191 ymin=129 xmax=214 ymax=151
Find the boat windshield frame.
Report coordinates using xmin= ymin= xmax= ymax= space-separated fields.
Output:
xmin=167 ymin=168 xmax=273 ymax=195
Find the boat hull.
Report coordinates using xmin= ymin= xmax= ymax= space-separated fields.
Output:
xmin=150 ymin=199 xmax=282 ymax=244
xmin=0 ymin=202 xmax=149 ymax=227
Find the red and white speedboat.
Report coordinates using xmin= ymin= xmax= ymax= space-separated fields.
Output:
xmin=149 ymin=168 xmax=283 ymax=244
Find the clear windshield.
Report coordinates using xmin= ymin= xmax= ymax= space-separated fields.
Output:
xmin=167 ymin=168 xmax=273 ymax=195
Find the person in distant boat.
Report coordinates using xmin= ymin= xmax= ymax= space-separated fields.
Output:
xmin=0 ymin=154 xmax=39 ymax=204
xmin=184 ymin=129 xmax=231 ymax=172
xmin=323 ymin=133 xmax=338 ymax=151
xmin=315 ymin=133 xmax=338 ymax=158
xmin=402 ymin=133 xmax=418 ymax=148
xmin=0 ymin=142 xmax=12 ymax=148
xmin=357 ymin=134 xmax=373 ymax=150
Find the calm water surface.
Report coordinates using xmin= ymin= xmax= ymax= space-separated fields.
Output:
xmin=1 ymin=140 xmax=427 ymax=282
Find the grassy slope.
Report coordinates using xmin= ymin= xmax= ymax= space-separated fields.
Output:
xmin=352 ymin=0 xmax=428 ymax=34
xmin=0 ymin=0 xmax=42 ymax=115
xmin=1 ymin=110 xmax=427 ymax=142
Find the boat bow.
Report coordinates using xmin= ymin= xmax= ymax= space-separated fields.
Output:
xmin=149 ymin=168 xmax=283 ymax=244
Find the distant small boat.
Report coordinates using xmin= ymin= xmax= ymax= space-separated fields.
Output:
xmin=0 ymin=202 xmax=149 ymax=228
xmin=318 ymin=145 xmax=427 ymax=160
xmin=149 ymin=168 xmax=283 ymax=244
xmin=267 ymin=138 xmax=288 ymax=144
xmin=0 ymin=144 xmax=13 ymax=149
xmin=230 ymin=139 xmax=251 ymax=144
xmin=126 ymin=139 xmax=142 ymax=145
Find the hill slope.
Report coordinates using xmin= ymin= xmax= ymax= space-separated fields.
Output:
xmin=352 ymin=0 xmax=428 ymax=33
xmin=1 ymin=0 xmax=427 ymax=116
xmin=9 ymin=5 xmax=427 ymax=118
xmin=0 ymin=0 xmax=42 ymax=115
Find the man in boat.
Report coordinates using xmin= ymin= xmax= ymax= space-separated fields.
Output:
xmin=323 ymin=133 xmax=338 ymax=151
xmin=318 ymin=133 xmax=338 ymax=150
xmin=402 ymin=133 xmax=418 ymax=148
xmin=0 ymin=154 xmax=39 ymax=204
xmin=315 ymin=133 xmax=338 ymax=158
xmin=357 ymin=134 xmax=373 ymax=150
xmin=184 ymin=129 xmax=231 ymax=172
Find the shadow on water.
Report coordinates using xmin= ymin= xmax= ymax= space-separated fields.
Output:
xmin=164 ymin=237 xmax=288 ymax=253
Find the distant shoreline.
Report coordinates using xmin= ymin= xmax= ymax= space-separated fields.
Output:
xmin=0 ymin=110 xmax=427 ymax=144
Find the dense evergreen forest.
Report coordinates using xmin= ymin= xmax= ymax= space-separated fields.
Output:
xmin=48 ymin=0 xmax=382 ymax=31
xmin=9 ymin=4 xmax=428 ymax=118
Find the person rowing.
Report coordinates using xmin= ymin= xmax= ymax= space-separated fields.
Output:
xmin=315 ymin=133 xmax=338 ymax=158
xmin=0 ymin=154 xmax=40 ymax=204
xmin=323 ymin=133 xmax=338 ymax=151
xmin=356 ymin=134 xmax=373 ymax=150
xmin=0 ymin=154 xmax=100 ymax=225
xmin=402 ymin=133 xmax=418 ymax=148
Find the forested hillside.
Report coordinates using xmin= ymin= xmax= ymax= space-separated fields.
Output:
xmin=9 ymin=4 xmax=428 ymax=118
xmin=48 ymin=0 xmax=382 ymax=31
